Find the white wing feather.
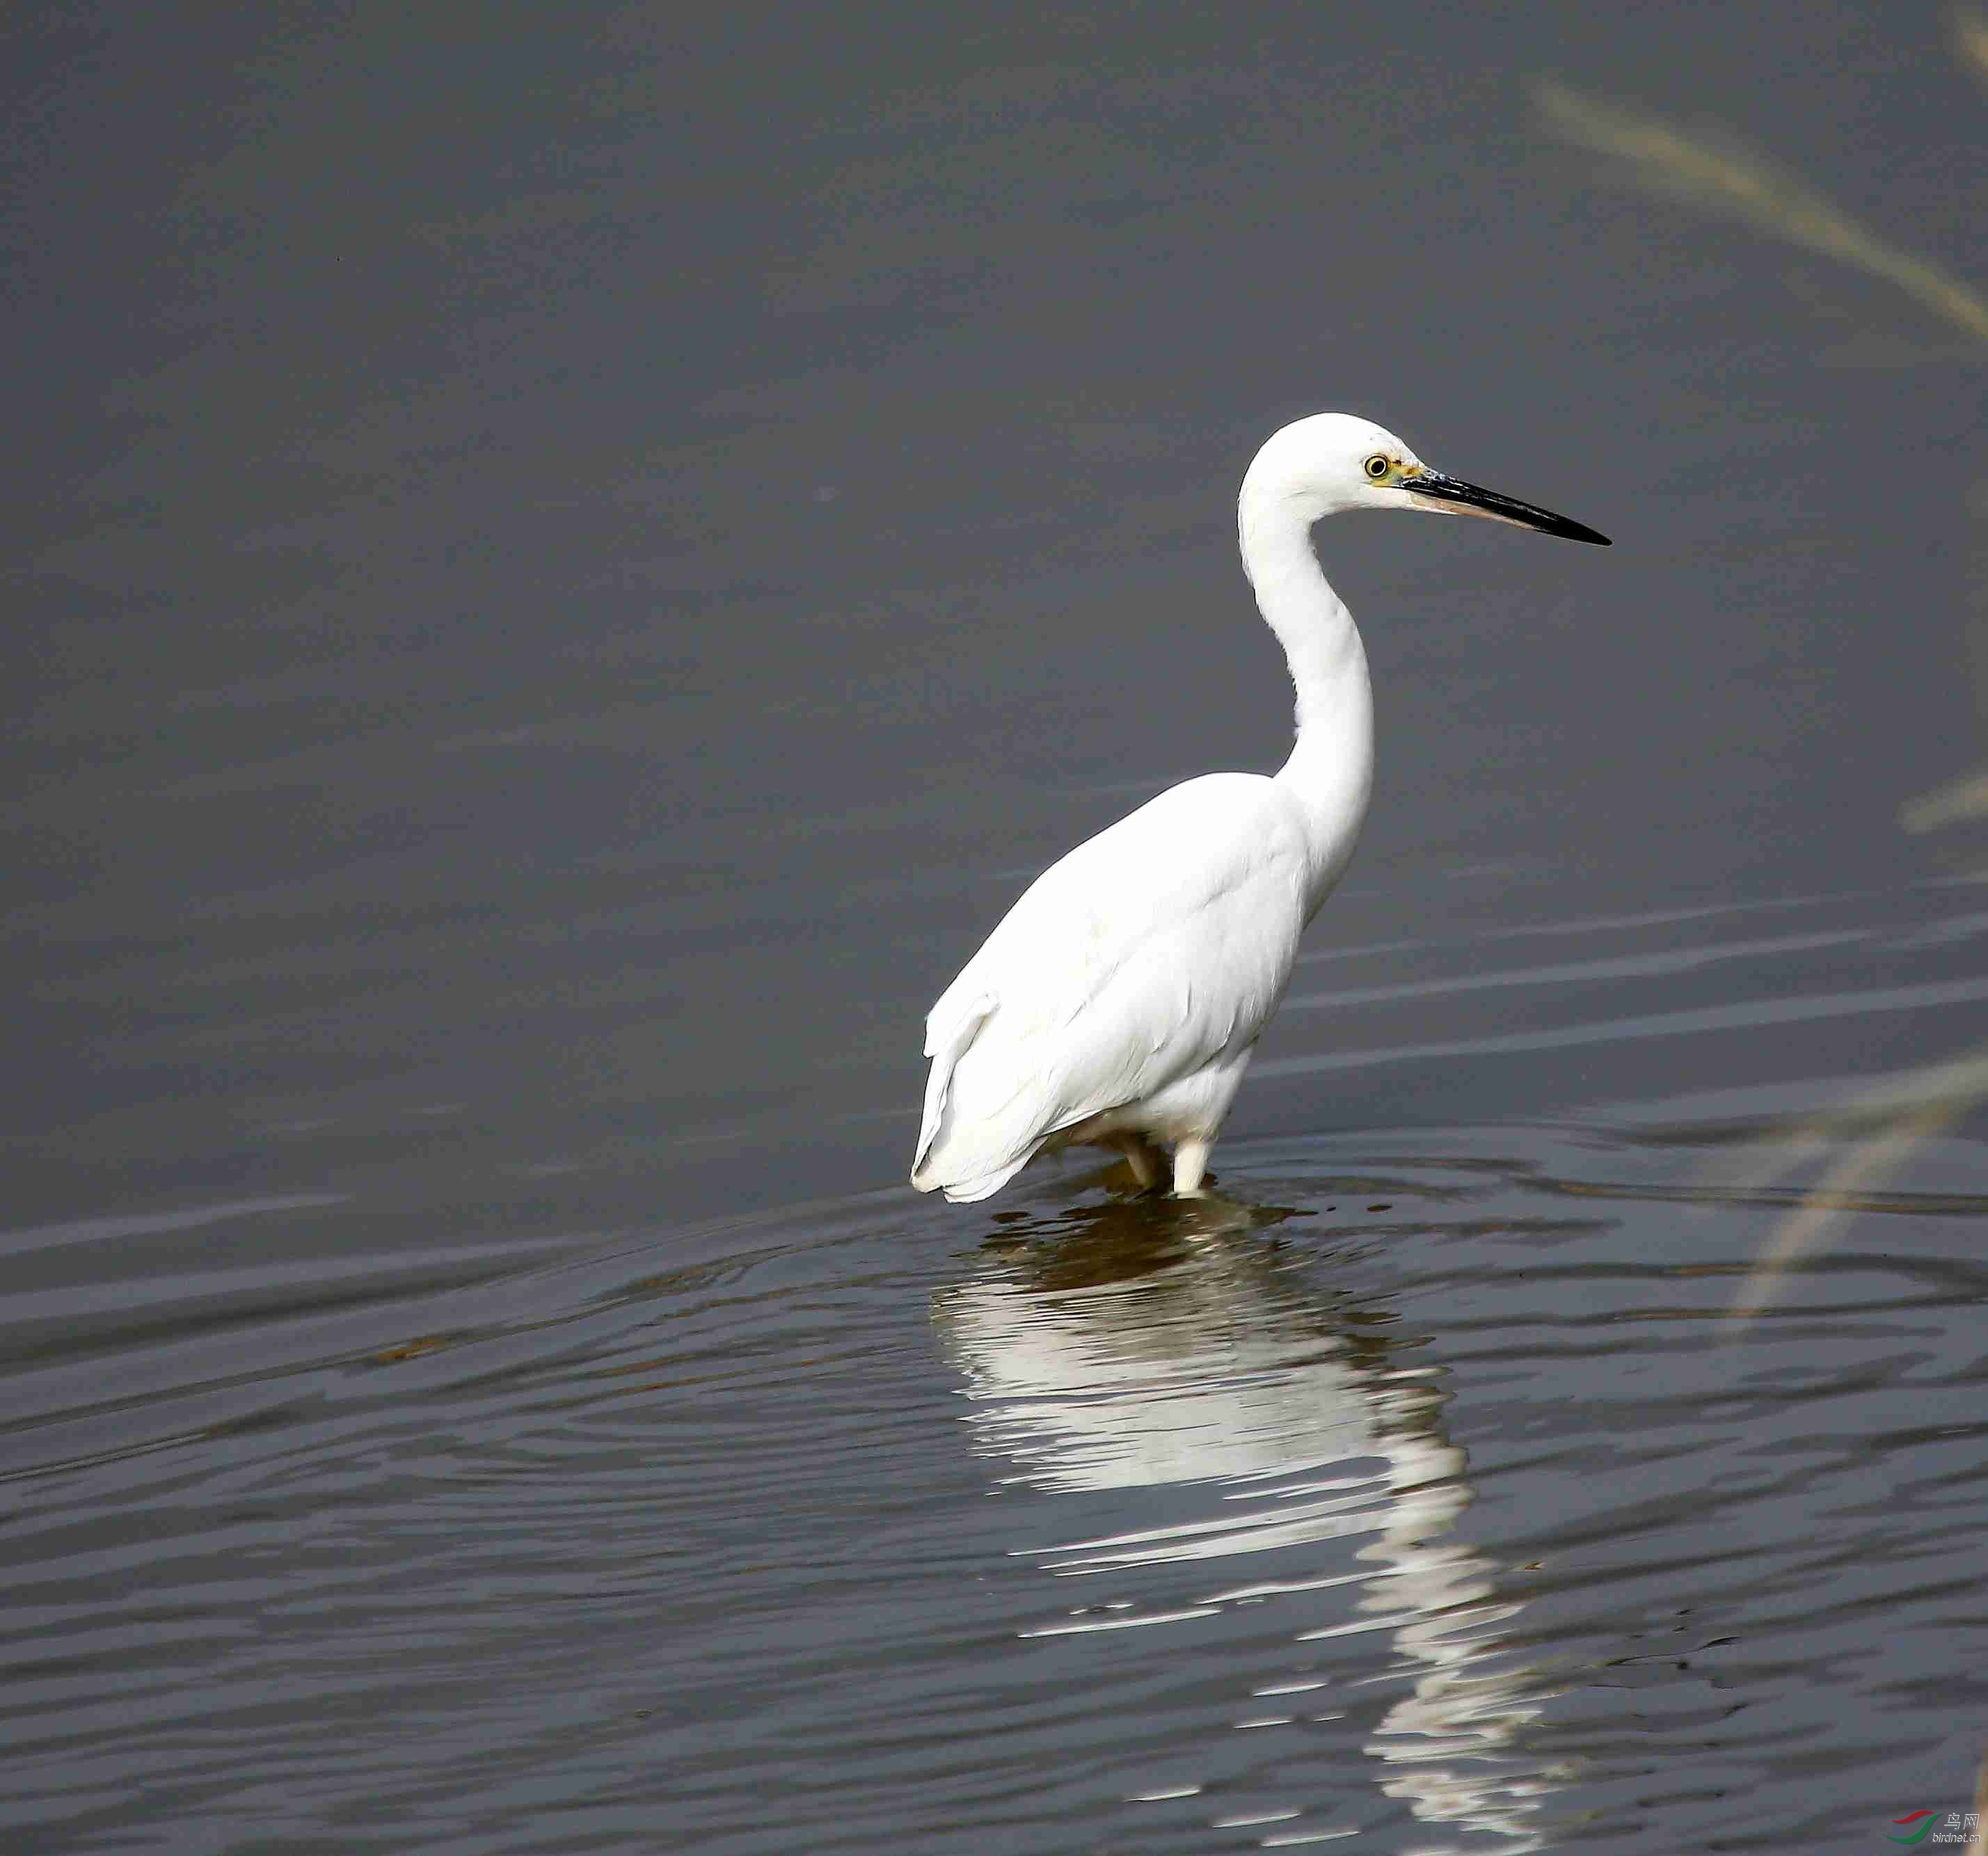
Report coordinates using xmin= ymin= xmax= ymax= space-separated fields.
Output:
xmin=911 ymin=773 xmax=1313 ymax=1199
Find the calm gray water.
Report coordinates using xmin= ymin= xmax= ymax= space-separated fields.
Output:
xmin=8 ymin=3 xmax=1988 ymax=1850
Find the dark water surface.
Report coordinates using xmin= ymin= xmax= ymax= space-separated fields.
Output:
xmin=9 ymin=3 xmax=1988 ymax=1850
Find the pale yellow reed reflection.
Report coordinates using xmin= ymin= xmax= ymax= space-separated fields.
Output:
xmin=1902 ymin=769 xmax=1988 ymax=837
xmin=1538 ymin=45 xmax=1988 ymax=1322
xmin=1956 ymin=6 xmax=1988 ymax=90
xmin=1722 ymin=1105 xmax=1961 ymax=1322
xmin=932 ymin=1202 xmax=1564 ymax=1850
xmin=1532 ymin=80 xmax=1988 ymax=348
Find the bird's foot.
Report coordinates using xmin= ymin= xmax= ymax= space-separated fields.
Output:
xmin=1170 ymin=1138 xmax=1214 ymax=1197
xmin=1111 ymin=1134 xmax=1170 ymax=1193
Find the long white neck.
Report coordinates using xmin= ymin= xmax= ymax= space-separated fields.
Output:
xmin=1237 ymin=482 xmax=1376 ymax=916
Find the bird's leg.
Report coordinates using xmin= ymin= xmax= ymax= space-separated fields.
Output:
xmin=1113 ymin=1134 xmax=1166 ymax=1192
xmin=1171 ymin=1139 xmax=1213 ymax=1198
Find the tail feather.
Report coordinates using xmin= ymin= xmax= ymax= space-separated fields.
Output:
xmin=911 ymin=991 xmax=996 ymax=1189
xmin=935 ymin=1150 xmax=1035 ymax=1203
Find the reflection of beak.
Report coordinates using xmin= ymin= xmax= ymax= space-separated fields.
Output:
xmin=1404 ymin=469 xmax=1611 ymax=546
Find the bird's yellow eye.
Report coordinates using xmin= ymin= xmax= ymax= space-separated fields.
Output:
xmin=1364 ymin=454 xmax=1390 ymax=481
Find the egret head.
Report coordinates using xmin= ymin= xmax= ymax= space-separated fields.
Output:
xmin=1245 ymin=412 xmax=1610 ymax=545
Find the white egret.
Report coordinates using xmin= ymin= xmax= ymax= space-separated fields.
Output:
xmin=912 ymin=413 xmax=1609 ymax=1203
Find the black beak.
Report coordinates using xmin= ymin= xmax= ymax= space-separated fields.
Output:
xmin=1403 ymin=469 xmax=1611 ymax=546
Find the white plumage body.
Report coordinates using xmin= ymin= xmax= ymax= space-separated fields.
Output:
xmin=913 ymin=773 xmax=1326 ymax=1203
xmin=909 ymin=411 xmax=1606 ymax=1203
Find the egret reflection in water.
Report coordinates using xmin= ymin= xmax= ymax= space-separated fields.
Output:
xmin=932 ymin=1194 xmax=1567 ymax=1848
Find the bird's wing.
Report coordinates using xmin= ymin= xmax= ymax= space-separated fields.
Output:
xmin=912 ymin=774 xmax=1312 ymax=1197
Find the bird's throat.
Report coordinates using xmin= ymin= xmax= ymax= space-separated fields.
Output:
xmin=1239 ymin=502 xmax=1377 ymax=905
